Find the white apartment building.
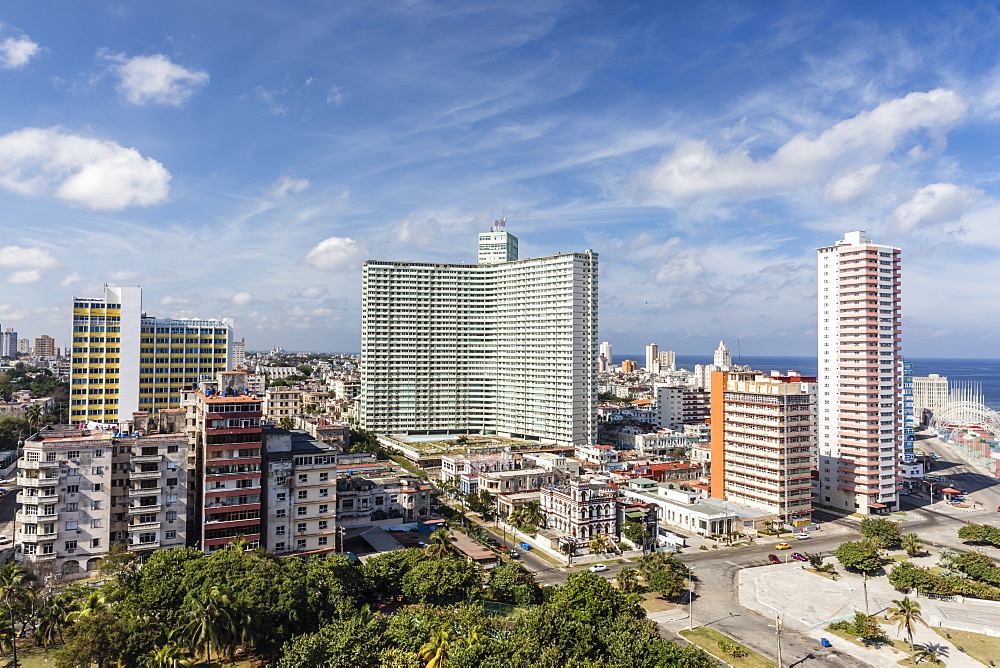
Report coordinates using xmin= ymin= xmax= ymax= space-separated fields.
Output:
xmin=477 ymin=218 xmax=518 ymax=264
xmin=912 ymin=374 xmax=949 ymax=417
xmin=264 ymin=389 xmax=302 ymax=420
xmin=645 ymin=343 xmax=658 ymax=373
xmin=817 ymin=231 xmax=902 ymax=514
xmin=71 ymin=286 xmax=232 ymax=425
xmin=361 ymin=230 xmax=598 ymax=448
xmin=263 ymin=429 xmax=339 ymax=555
xmin=598 ymin=341 xmax=613 ymax=373
xmin=713 ymin=340 xmax=732 ymax=368
xmin=16 ymin=425 xmax=187 ymax=578
xmin=440 ymin=451 xmax=520 ymax=483
xmin=540 ymin=478 xmax=617 ymax=541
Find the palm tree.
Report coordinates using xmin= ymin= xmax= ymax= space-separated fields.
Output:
xmin=0 ymin=561 xmax=36 ymax=666
xmin=886 ymin=596 xmax=927 ymax=651
xmin=142 ymin=641 xmax=191 ymax=667
xmin=425 ymin=528 xmax=453 ymax=559
xmin=278 ymin=416 xmax=294 ymax=430
xmin=65 ymin=591 xmax=108 ymax=623
xmin=418 ymin=624 xmax=454 ymax=668
xmin=901 ymin=533 xmax=923 ymax=557
xmin=616 ymin=567 xmax=639 ymax=593
xmin=24 ymin=404 xmax=44 ymax=436
xmin=589 ymin=533 xmax=609 ymax=555
xmin=913 ymin=643 xmax=942 ymax=664
xmin=519 ymin=501 xmax=544 ymax=534
xmin=35 ymin=592 xmax=73 ymax=647
xmin=180 ymin=585 xmax=236 ymax=668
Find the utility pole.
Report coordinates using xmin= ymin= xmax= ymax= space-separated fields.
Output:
xmin=687 ymin=566 xmax=696 ymax=630
xmin=775 ymin=614 xmax=783 ymax=668
xmin=863 ymin=570 xmax=870 ymax=615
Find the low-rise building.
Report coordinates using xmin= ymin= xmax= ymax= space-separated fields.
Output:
xmin=620 ymin=480 xmax=742 ymax=537
xmin=540 ymin=478 xmax=618 ymax=541
xmin=440 ymin=451 xmax=520 ymax=483
xmin=575 ymin=443 xmax=621 ymax=469
xmin=336 ymin=473 xmax=433 ymax=527
xmin=478 ymin=467 xmax=564 ymax=496
xmin=264 ymin=389 xmax=303 ymax=421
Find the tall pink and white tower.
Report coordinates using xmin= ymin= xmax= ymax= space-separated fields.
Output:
xmin=817 ymin=231 xmax=902 ymax=514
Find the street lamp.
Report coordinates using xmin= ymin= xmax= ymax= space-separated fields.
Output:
xmin=687 ymin=565 xmax=696 ymax=630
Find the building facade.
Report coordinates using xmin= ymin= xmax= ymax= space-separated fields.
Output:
xmin=817 ymin=231 xmax=902 ymax=514
xmin=710 ymin=371 xmax=815 ymax=523
xmin=540 ymin=478 xmax=617 ymax=541
xmin=34 ymin=335 xmax=56 ymax=358
xmin=0 ymin=327 xmax=17 ymax=358
xmin=71 ymin=286 xmax=232 ymax=425
xmin=360 ymin=232 xmax=598 ymax=448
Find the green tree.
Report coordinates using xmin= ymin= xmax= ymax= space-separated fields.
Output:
xmin=551 ymin=572 xmax=644 ymax=624
xmin=646 ymin=569 xmax=686 ymax=600
xmin=589 ymin=533 xmax=609 ymax=554
xmin=279 ymin=416 xmax=294 ymax=430
xmin=0 ymin=561 xmax=36 ymax=666
xmin=888 ymin=561 xmax=931 ymax=593
xmin=35 ymin=592 xmax=73 ymax=647
xmin=886 ymin=596 xmax=926 ymax=651
xmin=958 ymin=523 xmax=1000 ymax=546
xmin=179 ymin=585 xmax=237 ymax=667
xmin=615 ymin=567 xmax=639 ymax=593
xmin=636 ymin=551 xmax=689 ymax=580
xmin=622 ymin=520 xmax=644 ymax=545
xmin=860 ymin=517 xmax=902 ymax=548
xmin=835 ymin=540 xmax=882 ymax=573
xmin=277 ymin=608 xmax=390 ymax=668
xmin=418 ymin=624 xmax=454 ymax=668
xmin=401 ymin=559 xmax=483 ymax=606
xmin=516 ymin=500 xmax=545 ymax=533
xmin=66 ymin=591 xmax=109 ymax=623
xmin=361 ymin=549 xmax=427 ymax=602
xmin=464 ymin=489 xmax=494 ymax=515
xmin=55 ymin=611 xmax=130 ymax=668
xmin=901 ymin=532 xmax=924 ymax=557
xmin=296 ymin=365 xmax=314 ymax=376
xmin=485 ymin=563 xmax=542 ymax=605
xmin=425 ymin=527 xmax=454 ymax=560
xmin=913 ymin=644 xmax=941 ymax=664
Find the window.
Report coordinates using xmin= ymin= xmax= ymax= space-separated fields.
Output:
xmin=166 ymin=511 xmax=177 ymax=521
xmin=167 ymin=478 xmax=177 ymax=486
xmin=93 ymin=450 xmax=103 ymax=457
xmin=91 ymin=519 xmax=101 ymax=528
xmin=92 ymin=500 xmax=102 ymax=510
xmin=275 ymin=509 xmax=286 ymax=518
xmin=297 ymin=490 xmax=308 ymax=499
xmin=318 ymin=504 xmax=328 ymax=513
xmin=91 ymin=538 xmax=101 ymax=548
xmin=167 ymin=445 xmax=179 ymax=453
xmin=91 ymin=466 xmax=103 ymax=475
xmin=93 ymin=483 xmax=102 ymax=492
xmin=65 ymin=521 xmax=78 ymax=530
xmin=297 ymin=539 xmax=306 ymax=549
xmin=275 ymin=542 xmax=285 ymax=550
xmin=65 ymin=540 xmax=78 ymax=550
xmin=276 ymin=493 xmax=286 ymax=502
xmin=165 ymin=530 xmax=177 ymax=539
xmin=297 ymin=523 xmax=307 ymax=532
xmin=166 ymin=494 xmax=178 ymax=503
xmin=275 ymin=525 xmax=285 ymax=535
xmin=297 ymin=507 xmax=307 ymax=516
xmin=45 ymin=452 xmax=57 ymax=462
xmin=65 ymin=502 xmax=78 ymax=511
xmin=319 ymin=472 xmax=329 ymax=482
xmin=42 ymin=544 xmax=54 ymax=555
xmin=298 ymin=474 xmax=308 ymax=483
xmin=319 ymin=488 xmax=329 ymax=498
xmin=318 ymin=520 xmax=328 ymax=530
xmin=67 ymin=451 xmax=80 ymax=459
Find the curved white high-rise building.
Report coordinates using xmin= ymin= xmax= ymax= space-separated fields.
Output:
xmin=360 ymin=232 xmax=598 ymax=448
xmin=817 ymin=231 xmax=902 ymax=514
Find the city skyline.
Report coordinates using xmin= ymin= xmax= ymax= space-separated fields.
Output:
xmin=2 ymin=3 xmax=1000 ymax=356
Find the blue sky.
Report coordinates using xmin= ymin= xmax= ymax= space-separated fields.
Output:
xmin=1 ymin=1 xmax=1000 ymax=357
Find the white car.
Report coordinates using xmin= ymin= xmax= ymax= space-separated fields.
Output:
xmin=795 ymin=533 xmax=811 ymax=540
xmin=0 ymin=536 xmax=9 ymax=545
xmin=589 ymin=563 xmax=609 ymax=573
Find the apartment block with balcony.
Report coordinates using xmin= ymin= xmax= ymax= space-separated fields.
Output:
xmin=184 ymin=385 xmax=263 ymax=552
xmin=264 ymin=389 xmax=302 ymax=421
xmin=710 ymin=371 xmax=816 ymax=524
xmin=263 ymin=429 xmax=339 ymax=555
xmin=336 ymin=473 xmax=433 ymax=527
xmin=15 ymin=424 xmax=187 ymax=579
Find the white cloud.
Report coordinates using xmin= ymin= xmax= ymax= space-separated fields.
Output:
xmin=7 ymin=270 xmax=40 ymax=284
xmin=394 ymin=215 xmax=444 ymax=248
xmin=305 ymin=236 xmax=361 ymax=271
xmin=823 ymin=164 xmax=883 ymax=203
xmin=60 ymin=272 xmax=81 ymax=288
xmin=0 ymin=127 xmax=171 ymax=210
xmin=0 ymin=245 xmax=57 ymax=270
xmin=109 ymin=53 xmax=209 ymax=106
xmin=231 ymin=292 xmax=254 ymax=306
xmin=327 ymin=84 xmax=345 ymax=106
xmin=107 ymin=270 xmax=137 ymax=282
xmin=160 ymin=296 xmax=192 ymax=306
xmin=271 ymin=175 xmax=309 ymax=198
xmin=0 ymin=36 xmax=40 ymax=69
xmin=642 ymin=89 xmax=967 ymax=202
xmin=891 ymin=183 xmax=981 ymax=233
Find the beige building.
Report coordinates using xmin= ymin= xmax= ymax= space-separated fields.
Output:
xmin=34 ymin=335 xmax=56 ymax=358
xmin=912 ymin=374 xmax=950 ymax=417
xmin=264 ymin=389 xmax=302 ymax=420
xmin=336 ymin=473 xmax=433 ymax=526
xmin=16 ymin=423 xmax=188 ymax=579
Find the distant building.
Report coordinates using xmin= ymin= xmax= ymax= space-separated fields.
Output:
xmin=598 ymin=341 xmax=613 ymax=373
xmin=645 ymin=343 xmax=659 ymax=373
xmin=232 ymin=338 xmax=246 ymax=369
xmin=477 ymin=217 xmax=518 ymax=263
xmin=264 ymin=389 xmax=302 ymax=421
xmin=0 ymin=327 xmax=18 ymax=358
xmin=17 ymin=338 xmax=30 ymax=354
xmin=34 ymin=335 xmax=55 ymax=358
xmin=912 ymin=374 xmax=949 ymax=417
xmin=621 ymin=360 xmax=637 ymax=373
xmin=540 ymin=478 xmax=617 ymax=541
xmin=713 ymin=340 xmax=732 ymax=369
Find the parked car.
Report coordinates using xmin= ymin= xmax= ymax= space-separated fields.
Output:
xmin=509 ymin=550 xmax=520 ymax=559
xmin=775 ymin=543 xmax=791 ymax=550
xmin=0 ymin=536 xmax=9 ymax=545
xmin=589 ymin=563 xmax=609 ymax=573
xmin=795 ymin=532 xmax=811 ymax=540
xmin=899 ymin=488 xmax=911 ymax=496
xmin=820 ymin=638 xmax=832 ymax=648
xmin=961 ymin=489 xmax=969 ymax=495
xmin=791 ymin=552 xmax=807 ymax=562
xmin=518 ymin=542 xmax=532 ymax=551
xmin=768 ymin=554 xmax=781 ymax=564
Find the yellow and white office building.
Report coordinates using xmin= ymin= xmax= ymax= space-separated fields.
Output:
xmin=71 ymin=286 xmax=232 ymax=425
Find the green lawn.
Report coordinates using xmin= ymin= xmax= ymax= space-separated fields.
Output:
xmin=933 ymin=627 xmax=1000 ymax=666
xmin=679 ymin=626 xmax=777 ymax=668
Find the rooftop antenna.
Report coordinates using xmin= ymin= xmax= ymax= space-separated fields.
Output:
xmin=492 ymin=213 xmax=506 ymax=233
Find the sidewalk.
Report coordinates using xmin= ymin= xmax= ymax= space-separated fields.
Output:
xmin=739 ymin=562 xmax=988 ymax=667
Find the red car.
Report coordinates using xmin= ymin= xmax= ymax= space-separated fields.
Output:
xmin=768 ymin=554 xmax=781 ymax=564
xmin=791 ymin=552 xmax=808 ymax=562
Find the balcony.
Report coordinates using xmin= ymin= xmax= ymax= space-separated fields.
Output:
xmin=128 ymin=540 xmax=160 ymax=551
xmin=17 ymin=477 xmax=46 ymax=488
xmin=128 ymin=504 xmax=161 ymax=514
xmin=130 ymin=470 xmax=163 ymax=480
xmin=18 ymin=533 xmax=57 ymax=543
xmin=129 ymin=519 xmax=161 ymax=529
xmin=20 ymin=460 xmax=60 ymax=470
xmin=128 ymin=486 xmax=161 ymax=497
xmin=131 ymin=454 xmax=163 ymax=464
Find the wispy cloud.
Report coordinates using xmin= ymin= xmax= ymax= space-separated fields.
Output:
xmin=0 ymin=34 xmax=40 ymax=69
xmin=105 ymin=52 xmax=209 ymax=106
